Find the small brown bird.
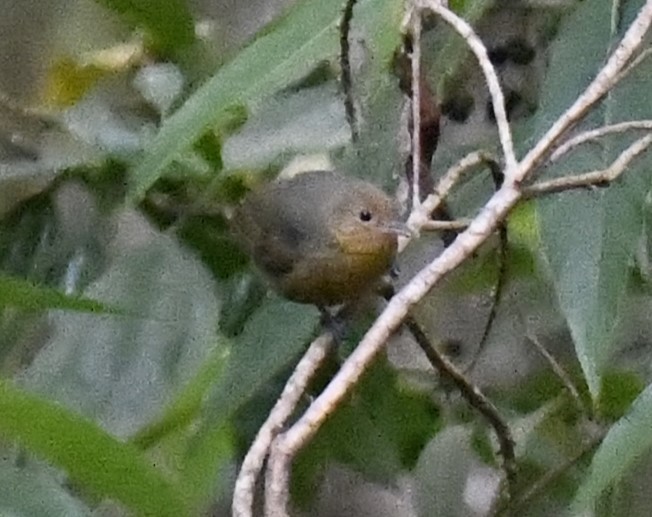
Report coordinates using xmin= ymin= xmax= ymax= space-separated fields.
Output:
xmin=233 ymin=170 xmax=408 ymax=306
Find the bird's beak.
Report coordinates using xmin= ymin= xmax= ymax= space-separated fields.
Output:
xmin=380 ymin=220 xmax=412 ymax=237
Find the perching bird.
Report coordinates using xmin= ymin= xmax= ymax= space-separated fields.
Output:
xmin=232 ymin=170 xmax=408 ymax=306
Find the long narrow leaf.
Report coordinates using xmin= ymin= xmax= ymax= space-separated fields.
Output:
xmin=572 ymin=383 xmax=652 ymax=512
xmin=0 ymin=380 xmax=188 ymax=517
xmin=128 ymin=0 xmax=343 ymax=201
xmin=0 ymin=275 xmax=119 ymax=314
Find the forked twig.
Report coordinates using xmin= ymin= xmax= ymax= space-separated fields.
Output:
xmin=232 ymin=334 xmax=335 ymax=517
xmin=525 ymin=134 xmax=652 ymax=196
xmin=405 ymin=316 xmax=517 ymax=501
xmin=239 ymin=3 xmax=652 ymax=516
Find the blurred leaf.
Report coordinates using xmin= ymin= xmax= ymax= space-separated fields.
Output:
xmin=94 ymin=0 xmax=195 ymax=54
xmin=293 ymin=358 xmax=440 ymax=506
xmin=337 ymin=0 xmax=405 ymax=188
xmin=222 ymin=83 xmax=349 ymax=170
xmin=217 ymin=272 xmax=268 ymax=337
xmin=131 ymin=339 xmax=230 ymax=449
xmin=130 ymin=340 xmax=235 ymax=513
xmin=535 ymin=0 xmax=652 ymax=399
xmin=0 ymin=186 xmax=108 ymax=291
xmin=178 ymin=422 xmax=234 ymax=512
xmin=43 ymin=57 xmax=106 ymax=108
xmin=0 ymin=274 xmax=119 ymax=314
xmin=431 ymin=0 xmax=495 ymax=97
xmin=205 ymin=295 xmax=319 ymax=424
xmin=572 ymin=382 xmax=652 ymax=513
xmin=415 ymin=425 xmax=499 ymax=517
xmin=178 ymin=213 xmax=249 ymax=280
xmin=0 ymin=380 xmax=187 ymax=517
xmin=0 ymin=460 xmax=91 ymax=516
xmin=598 ymin=370 xmax=644 ymax=422
xmin=128 ymin=0 xmax=345 ymax=201
xmin=19 ymin=210 xmax=220 ymax=439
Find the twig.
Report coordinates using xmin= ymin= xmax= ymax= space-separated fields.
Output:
xmin=465 ymin=158 xmax=507 ymax=374
xmin=516 ymin=1 xmax=652 ymax=179
xmin=612 ymin=46 xmax=652 ymax=86
xmin=526 ymin=332 xmax=586 ymax=416
xmin=265 ymin=435 xmax=292 ymax=517
xmin=339 ymin=0 xmax=359 ymax=142
xmin=404 ymin=316 xmax=516 ymax=502
xmin=466 ymin=224 xmax=508 ymax=374
xmin=418 ymin=0 xmax=517 ymax=171
xmin=406 ymin=150 xmax=499 ymax=236
xmin=550 ymin=120 xmax=652 ymax=163
xmin=263 ymin=4 xmax=652 ymax=515
xmin=232 ymin=333 xmax=335 ymax=517
xmin=421 ymin=218 xmax=472 ymax=231
xmin=411 ymin=6 xmax=423 ymax=210
xmin=506 ymin=432 xmax=604 ymax=514
xmin=525 ymin=134 xmax=652 ymax=196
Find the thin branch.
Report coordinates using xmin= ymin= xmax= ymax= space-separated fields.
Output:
xmin=525 ymin=134 xmax=652 ymax=196
xmin=526 ymin=332 xmax=586 ymax=416
xmin=405 ymin=316 xmax=516 ymax=501
xmin=406 ymin=150 xmax=499 ymax=237
xmin=421 ymin=218 xmax=472 ymax=231
xmin=466 ymin=224 xmax=508 ymax=374
xmin=517 ymin=1 xmax=652 ymax=178
xmin=262 ymin=5 xmax=652 ymax=516
xmin=550 ymin=120 xmax=652 ymax=163
xmin=265 ymin=434 xmax=292 ymax=517
xmin=506 ymin=433 xmax=603 ymax=514
xmin=612 ymin=46 xmax=652 ymax=85
xmin=411 ymin=6 xmax=423 ymax=210
xmin=232 ymin=333 xmax=335 ymax=517
xmin=418 ymin=0 xmax=517 ymax=171
xmin=340 ymin=0 xmax=359 ymax=142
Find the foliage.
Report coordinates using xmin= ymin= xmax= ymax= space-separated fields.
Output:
xmin=0 ymin=0 xmax=651 ymax=515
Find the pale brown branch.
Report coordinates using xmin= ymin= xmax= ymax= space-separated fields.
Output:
xmin=261 ymin=4 xmax=652 ymax=515
xmin=421 ymin=218 xmax=472 ymax=231
xmin=406 ymin=150 xmax=499 ymax=237
xmin=232 ymin=334 xmax=335 ymax=517
xmin=265 ymin=436 xmax=292 ymax=517
xmin=612 ymin=46 xmax=652 ymax=85
xmin=418 ymin=0 xmax=517 ymax=171
xmin=517 ymin=1 xmax=652 ymax=178
xmin=550 ymin=120 xmax=652 ymax=163
xmin=525 ymin=134 xmax=652 ymax=196
xmin=411 ymin=6 xmax=423 ymax=210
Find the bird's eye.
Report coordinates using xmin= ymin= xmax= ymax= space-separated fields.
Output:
xmin=359 ymin=209 xmax=373 ymax=222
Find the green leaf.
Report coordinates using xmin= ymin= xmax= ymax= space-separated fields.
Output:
xmin=178 ymin=422 xmax=234 ymax=511
xmin=337 ymin=0 xmax=405 ymax=188
xmin=535 ymin=0 xmax=652 ymax=399
xmin=415 ymin=425 xmax=486 ymax=517
xmin=131 ymin=339 xmax=230 ymax=449
xmin=128 ymin=0 xmax=344 ymax=202
xmin=293 ymin=358 xmax=440 ymax=507
xmin=572 ymin=382 xmax=652 ymax=513
xmin=0 ymin=379 xmax=188 ymax=517
xmin=19 ymin=214 xmax=221 ymax=438
xmin=0 ymin=461 xmax=91 ymax=516
xmin=597 ymin=370 xmax=644 ymax=422
xmin=205 ymin=295 xmax=319 ymax=423
xmin=94 ymin=0 xmax=195 ymax=53
xmin=0 ymin=274 xmax=119 ymax=314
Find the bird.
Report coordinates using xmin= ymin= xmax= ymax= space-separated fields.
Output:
xmin=232 ymin=170 xmax=408 ymax=306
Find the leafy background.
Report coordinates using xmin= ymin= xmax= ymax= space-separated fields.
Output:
xmin=0 ymin=0 xmax=651 ymax=515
